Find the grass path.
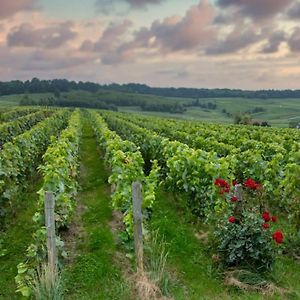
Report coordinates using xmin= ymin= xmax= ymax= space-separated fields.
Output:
xmin=0 ymin=174 xmax=42 ymax=299
xmin=149 ymin=189 xmax=228 ymax=300
xmin=63 ymin=115 xmax=134 ymax=300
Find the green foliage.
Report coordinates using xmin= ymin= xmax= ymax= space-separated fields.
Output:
xmin=214 ymin=211 xmax=274 ymax=272
xmin=90 ymin=111 xmax=160 ymax=237
xmin=101 ymin=111 xmax=235 ymax=218
xmin=0 ymin=109 xmax=53 ymax=146
xmin=15 ymin=110 xmax=81 ymax=297
xmin=212 ymin=182 xmax=283 ymax=274
xmin=0 ymin=237 xmax=7 ymax=257
xmin=62 ymin=118 xmax=134 ymax=299
xmin=0 ymin=107 xmax=39 ymax=122
xmin=0 ymin=110 xmax=70 ymax=223
xmin=163 ymin=141 xmax=234 ymax=217
xmin=279 ymin=143 xmax=300 ymax=232
xmin=38 ymin=109 xmax=81 ymax=228
xmin=102 ymin=111 xmax=300 ymax=223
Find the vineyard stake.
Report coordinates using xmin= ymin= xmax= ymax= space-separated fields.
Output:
xmin=45 ymin=191 xmax=57 ymax=274
xmin=132 ymin=181 xmax=144 ymax=274
xmin=234 ymin=184 xmax=243 ymax=215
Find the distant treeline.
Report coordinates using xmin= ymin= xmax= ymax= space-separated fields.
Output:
xmin=20 ymin=96 xmax=118 ymax=111
xmin=245 ymin=107 xmax=266 ymax=114
xmin=1 ymin=78 xmax=300 ymax=99
xmin=20 ymin=95 xmax=191 ymax=113
xmin=20 ymin=93 xmax=218 ymax=114
xmin=141 ymin=102 xmax=186 ymax=113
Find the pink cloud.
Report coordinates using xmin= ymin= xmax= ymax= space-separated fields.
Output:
xmin=288 ymin=27 xmax=300 ymax=52
xmin=7 ymin=21 xmax=77 ymax=49
xmin=95 ymin=0 xmax=166 ymax=13
xmin=217 ymin=0 xmax=293 ymax=21
xmin=80 ymin=19 xmax=133 ymax=52
xmin=261 ymin=31 xmax=287 ymax=54
xmin=206 ymin=24 xmax=265 ymax=55
xmin=22 ymin=49 xmax=95 ymax=70
xmin=142 ymin=0 xmax=215 ymax=52
xmin=0 ymin=0 xmax=38 ymax=19
xmin=0 ymin=0 xmax=299 ymax=90
xmin=125 ymin=0 xmax=164 ymax=7
xmin=287 ymin=2 xmax=300 ymax=19
xmin=98 ymin=0 xmax=216 ymax=64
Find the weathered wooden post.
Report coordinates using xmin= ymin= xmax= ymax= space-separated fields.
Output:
xmin=44 ymin=191 xmax=57 ymax=273
xmin=234 ymin=184 xmax=243 ymax=215
xmin=234 ymin=184 xmax=243 ymax=200
xmin=132 ymin=181 xmax=144 ymax=274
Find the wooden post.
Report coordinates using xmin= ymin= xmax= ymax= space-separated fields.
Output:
xmin=234 ymin=184 xmax=243 ymax=215
xmin=44 ymin=191 xmax=57 ymax=273
xmin=132 ymin=181 xmax=144 ymax=274
xmin=234 ymin=184 xmax=243 ymax=201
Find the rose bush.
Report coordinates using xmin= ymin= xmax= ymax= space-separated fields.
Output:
xmin=213 ymin=178 xmax=283 ymax=272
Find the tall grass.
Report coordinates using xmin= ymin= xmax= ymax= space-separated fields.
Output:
xmin=30 ymin=264 xmax=63 ymax=300
xmin=145 ymin=231 xmax=170 ymax=295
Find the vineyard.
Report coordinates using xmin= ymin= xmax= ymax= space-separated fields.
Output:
xmin=0 ymin=106 xmax=300 ymax=299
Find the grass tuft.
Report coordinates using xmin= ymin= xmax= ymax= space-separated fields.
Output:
xmin=145 ymin=230 xmax=171 ymax=296
xmin=30 ymin=264 xmax=63 ymax=300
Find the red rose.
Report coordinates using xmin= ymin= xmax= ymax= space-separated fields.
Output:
xmin=232 ymin=180 xmax=238 ymax=186
xmin=231 ymin=196 xmax=238 ymax=202
xmin=229 ymin=216 xmax=235 ymax=223
xmin=244 ymin=178 xmax=261 ymax=190
xmin=214 ymin=178 xmax=222 ymax=186
xmin=271 ymin=216 xmax=277 ymax=222
xmin=272 ymin=230 xmax=284 ymax=244
xmin=262 ymin=211 xmax=271 ymax=222
xmin=215 ymin=178 xmax=230 ymax=195
xmin=262 ymin=223 xmax=270 ymax=229
xmin=214 ymin=178 xmax=230 ymax=189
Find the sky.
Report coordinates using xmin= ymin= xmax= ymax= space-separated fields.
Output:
xmin=0 ymin=0 xmax=300 ymax=89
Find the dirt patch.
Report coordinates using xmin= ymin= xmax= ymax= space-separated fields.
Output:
xmin=293 ymin=253 xmax=300 ymax=260
xmin=194 ymin=231 xmax=209 ymax=244
xmin=134 ymin=271 xmax=174 ymax=300
xmin=61 ymin=201 xmax=86 ymax=263
xmin=224 ymin=270 xmax=289 ymax=296
xmin=109 ymin=210 xmax=125 ymax=241
xmin=79 ymin=163 xmax=88 ymax=181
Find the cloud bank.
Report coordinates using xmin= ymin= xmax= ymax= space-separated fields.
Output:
xmin=0 ymin=0 xmax=38 ymax=19
xmin=0 ymin=0 xmax=300 ymax=89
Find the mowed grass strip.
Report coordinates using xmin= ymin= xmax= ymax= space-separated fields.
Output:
xmin=63 ymin=115 xmax=134 ymax=300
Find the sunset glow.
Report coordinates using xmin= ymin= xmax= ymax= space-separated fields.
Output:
xmin=1 ymin=0 xmax=300 ymax=89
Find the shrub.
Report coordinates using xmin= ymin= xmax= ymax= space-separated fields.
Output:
xmin=215 ymin=211 xmax=274 ymax=271
xmin=212 ymin=178 xmax=283 ymax=273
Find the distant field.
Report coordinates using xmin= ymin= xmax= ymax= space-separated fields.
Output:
xmin=0 ymin=93 xmax=53 ymax=106
xmin=1 ymin=92 xmax=300 ymax=127
xmin=119 ymin=97 xmax=300 ymax=127
xmin=63 ymin=89 xmax=193 ymax=105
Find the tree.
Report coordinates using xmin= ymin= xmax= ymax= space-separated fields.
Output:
xmin=54 ymin=89 xmax=60 ymax=99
